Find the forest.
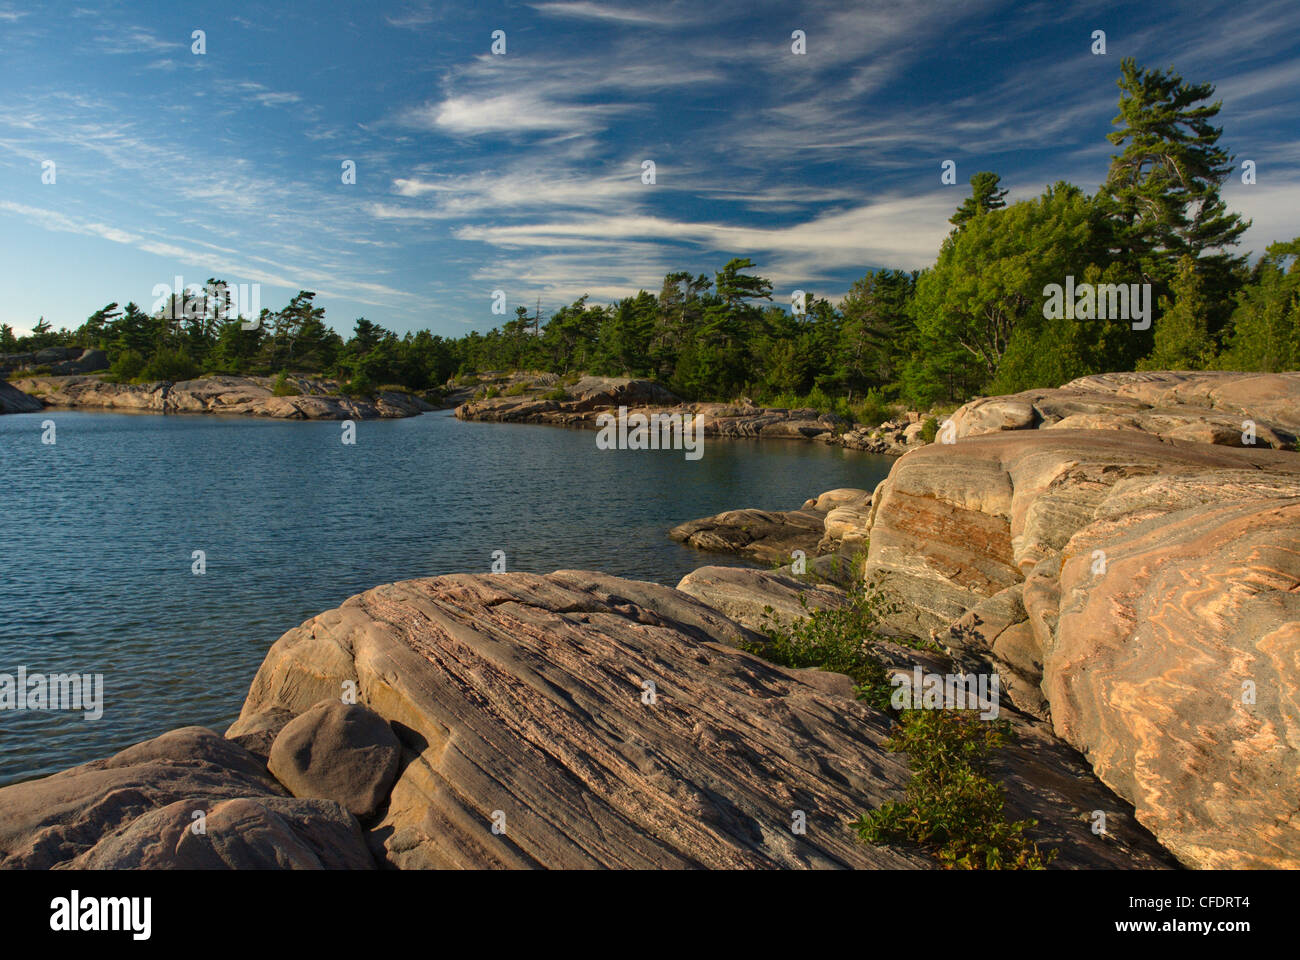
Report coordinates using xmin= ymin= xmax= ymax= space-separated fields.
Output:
xmin=5 ymin=58 xmax=1297 ymax=420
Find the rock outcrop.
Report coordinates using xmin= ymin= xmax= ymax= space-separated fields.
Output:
xmin=233 ymin=571 xmax=1170 ymax=869
xmin=860 ymin=427 xmax=1300 ymax=868
xmin=669 ymin=488 xmax=875 ymax=564
xmin=947 ymin=371 xmax=1300 ymax=449
xmin=455 ymin=376 xmax=848 ymax=440
xmin=668 ymin=506 xmax=828 ymax=564
xmin=0 ymin=346 xmax=109 ymax=376
xmin=0 ymin=727 xmax=372 ymax=869
xmin=0 ymin=379 xmax=42 ymax=414
xmin=12 ymin=374 xmax=432 ymax=420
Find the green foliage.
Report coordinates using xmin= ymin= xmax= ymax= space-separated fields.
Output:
xmin=919 ymin=416 xmax=939 ymax=444
xmin=339 ymin=371 xmax=373 ymax=397
xmin=504 ymin=381 xmax=531 ymax=396
xmin=1100 ymin=57 xmax=1248 ymax=288
xmin=1217 ymin=239 xmax=1300 ymax=372
xmin=1141 ymin=255 xmax=1216 ymax=370
xmin=950 ymin=172 xmax=1008 ymax=229
xmin=271 ymin=372 xmax=302 ymax=397
xmin=140 ymin=346 xmax=200 ymax=382
xmin=854 ymin=710 xmax=1058 ymax=870
xmin=104 ymin=349 xmax=146 ymax=383
xmin=10 ymin=61 xmax=1284 ymax=415
xmin=742 ymin=587 xmax=897 ymax=711
xmin=541 ymin=386 xmax=569 ymax=401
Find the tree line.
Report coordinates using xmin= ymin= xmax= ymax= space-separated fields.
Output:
xmin=4 ymin=58 xmax=1296 ymax=415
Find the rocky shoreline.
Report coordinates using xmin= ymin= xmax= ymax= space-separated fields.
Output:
xmin=0 ymin=370 xmax=1295 ymax=870
xmin=4 ymin=373 xmax=434 ymax=420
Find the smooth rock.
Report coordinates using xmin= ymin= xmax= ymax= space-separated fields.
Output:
xmin=267 ymin=700 xmax=401 ymax=819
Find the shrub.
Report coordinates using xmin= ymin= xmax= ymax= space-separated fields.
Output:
xmin=851 ymin=387 xmax=894 ymax=426
xmin=484 ymin=385 xmax=500 ymax=399
xmin=742 ymin=587 xmax=897 ymax=711
xmin=140 ymin=347 xmax=200 ymax=383
xmin=505 ymin=381 xmax=531 ymax=396
xmin=339 ymin=371 xmax=374 ymax=397
xmin=919 ymin=416 xmax=939 ymax=444
xmin=541 ymin=387 xmax=569 ymax=401
xmin=854 ymin=710 xmax=1058 ymax=870
xmin=105 ymin=350 xmax=146 ymax=383
xmin=272 ymin=372 xmax=301 ymax=397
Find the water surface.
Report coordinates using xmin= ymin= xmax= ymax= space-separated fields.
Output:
xmin=0 ymin=409 xmax=892 ymax=784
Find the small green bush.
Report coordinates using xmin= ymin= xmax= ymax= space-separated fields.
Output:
xmin=140 ymin=346 xmax=200 ymax=383
xmin=919 ymin=416 xmax=939 ymax=444
xmin=104 ymin=351 xmax=146 ymax=383
xmin=505 ymin=381 xmax=530 ymax=396
xmin=542 ymin=386 xmax=569 ymax=401
xmin=484 ymin=385 xmax=500 ymax=399
xmin=340 ymin=371 xmax=374 ymax=397
xmin=851 ymin=387 xmax=894 ymax=426
xmin=272 ymin=372 xmax=301 ymax=397
xmin=742 ymin=587 xmax=896 ymax=711
xmin=854 ymin=710 xmax=1057 ymax=870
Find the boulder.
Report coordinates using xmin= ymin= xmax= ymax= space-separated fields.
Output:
xmin=675 ymin=565 xmax=847 ymax=634
xmin=50 ymin=348 xmax=109 ymax=375
xmin=267 ymin=700 xmax=401 ymax=819
xmin=668 ymin=507 xmax=826 ymax=564
xmin=225 ymin=706 xmax=295 ymax=761
xmin=73 ymin=796 xmax=374 ymax=869
xmin=0 ymin=726 xmax=372 ymax=869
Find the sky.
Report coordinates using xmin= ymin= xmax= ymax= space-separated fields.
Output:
xmin=1 ymin=0 xmax=1297 ymax=339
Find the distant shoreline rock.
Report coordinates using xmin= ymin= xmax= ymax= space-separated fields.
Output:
xmin=6 ymin=373 xmax=433 ymax=420
xmin=455 ymin=375 xmax=855 ymax=442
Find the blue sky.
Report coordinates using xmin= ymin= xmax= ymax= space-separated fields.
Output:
xmin=1 ymin=0 xmax=1297 ymax=339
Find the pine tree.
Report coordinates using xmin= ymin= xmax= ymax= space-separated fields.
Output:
xmin=1101 ymin=58 xmax=1249 ymax=280
xmin=950 ymin=172 xmax=1008 ymax=229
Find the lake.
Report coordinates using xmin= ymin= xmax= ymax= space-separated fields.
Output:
xmin=0 ymin=409 xmax=892 ymax=784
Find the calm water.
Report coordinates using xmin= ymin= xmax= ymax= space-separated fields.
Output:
xmin=0 ymin=409 xmax=892 ymax=784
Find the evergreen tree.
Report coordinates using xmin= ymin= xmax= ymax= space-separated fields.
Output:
xmin=1101 ymin=58 xmax=1249 ymax=284
xmin=950 ymin=172 xmax=1008 ymax=229
xmin=1141 ymin=255 xmax=1215 ymax=370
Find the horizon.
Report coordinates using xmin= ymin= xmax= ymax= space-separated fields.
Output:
xmin=2 ymin=0 xmax=1298 ymax=340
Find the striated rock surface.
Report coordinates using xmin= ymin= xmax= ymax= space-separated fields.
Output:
xmin=0 ymin=727 xmax=372 ymax=869
xmin=947 ymin=370 xmax=1300 ymax=448
xmin=239 ymin=570 xmax=1173 ymax=869
xmin=0 ymin=379 xmax=42 ymax=414
xmin=12 ymin=374 xmax=432 ymax=420
xmin=861 ymin=427 xmax=1300 ymax=868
